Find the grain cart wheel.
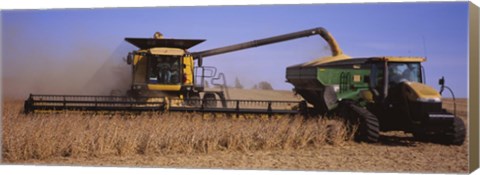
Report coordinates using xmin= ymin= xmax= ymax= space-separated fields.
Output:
xmin=203 ymin=93 xmax=217 ymax=108
xmin=442 ymin=117 xmax=466 ymax=145
xmin=348 ymin=104 xmax=380 ymax=143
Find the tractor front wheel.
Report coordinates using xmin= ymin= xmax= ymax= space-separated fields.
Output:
xmin=413 ymin=117 xmax=466 ymax=145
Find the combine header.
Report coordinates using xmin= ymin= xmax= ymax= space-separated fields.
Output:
xmin=24 ymin=94 xmax=303 ymax=115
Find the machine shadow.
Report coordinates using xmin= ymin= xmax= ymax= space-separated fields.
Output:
xmin=378 ymin=134 xmax=417 ymax=147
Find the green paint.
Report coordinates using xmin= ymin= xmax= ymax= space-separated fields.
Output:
xmin=317 ymin=67 xmax=371 ymax=101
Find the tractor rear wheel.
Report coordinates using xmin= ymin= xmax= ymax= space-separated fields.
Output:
xmin=349 ymin=104 xmax=380 ymax=143
xmin=338 ymin=102 xmax=380 ymax=143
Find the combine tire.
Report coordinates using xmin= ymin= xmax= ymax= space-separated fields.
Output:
xmin=203 ymin=93 xmax=217 ymax=108
xmin=186 ymin=94 xmax=201 ymax=107
xmin=349 ymin=104 xmax=380 ymax=143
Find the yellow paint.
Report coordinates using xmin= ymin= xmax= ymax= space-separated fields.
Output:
xmin=146 ymin=97 xmax=166 ymax=107
xmin=182 ymin=55 xmax=194 ymax=85
xmin=133 ymin=52 xmax=143 ymax=65
xmin=164 ymin=97 xmax=170 ymax=110
xmin=353 ymin=75 xmax=361 ymax=82
xmin=147 ymin=84 xmax=181 ymax=91
xmin=149 ymin=47 xmax=185 ymax=55
xmin=403 ymin=82 xmax=441 ymax=101
xmin=386 ymin=57 xmax=426 ymax=62
xmin=371 ymin=56 xmax=426 ymax=63
xmin=359 ymin=90 xmax=374 ymax=102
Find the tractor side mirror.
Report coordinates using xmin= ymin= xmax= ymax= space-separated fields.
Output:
xmin=126 ymin=52 xmax=133 ymax=65
xmin=438 ymin=76 xmax=445 ymax=86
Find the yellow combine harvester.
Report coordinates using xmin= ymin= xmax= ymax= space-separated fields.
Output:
xmin=25 ymin=28 xmax=339 ymax=115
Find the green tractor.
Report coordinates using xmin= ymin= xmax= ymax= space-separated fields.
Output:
xmin=286 ymin=51 xmax=466 ymax=145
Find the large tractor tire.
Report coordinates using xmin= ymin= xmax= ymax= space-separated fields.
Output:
xmin=203 ymin=93 xmax=217 ymax=108
xmin=338 ymin=102 xmax=380 ymax=143
xmin=349 ymin=104 xmax=380 ymax=143
xmin=414 ymin=117 xmax=465 ymax=145
xmin=443 ymin=117 xmax=466 ymax=145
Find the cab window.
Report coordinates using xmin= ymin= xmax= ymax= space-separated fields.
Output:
xmin=148 ymin=55 xmax=181 ymax=84
xmin=388 ymin=63 xmax=421 ymax=85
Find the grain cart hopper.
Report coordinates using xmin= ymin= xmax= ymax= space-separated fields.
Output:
xmin=286 ymin=54 xmax=466 ymax=144
xmin=24 ymin=27 xmax=339 ymax=115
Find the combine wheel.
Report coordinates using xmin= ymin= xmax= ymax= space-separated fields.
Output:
xmin=186 ymin=94 xmax=201 ymax=107
xmin=203 ymin=93 xmax=217 ymax=108
xmin=348 ymin=104 xmax=380 ymax=143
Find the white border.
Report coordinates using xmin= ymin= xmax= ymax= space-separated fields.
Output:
xmin=0 ymin=0 xmax=472 ymax=10
xmin=0 ymin=0 xmax=478 ymax=175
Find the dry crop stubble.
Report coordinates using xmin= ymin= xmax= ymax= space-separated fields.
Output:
xmin=2 ymin=96 xmax=468 ymax=172
xmin=2 ymin=101 xmax=354 ymax=162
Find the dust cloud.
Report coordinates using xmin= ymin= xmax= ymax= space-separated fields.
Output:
xmin=2 ymin=42 xmax=133 ymax=100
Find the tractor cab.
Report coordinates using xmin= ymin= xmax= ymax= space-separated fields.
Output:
xmin=368 ymin=57 xmax=427 ymax=100
xmin=367 ymin=57 xmax=452 ymax=132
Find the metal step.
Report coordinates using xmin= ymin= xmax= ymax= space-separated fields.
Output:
xmin=24 ymin=94 xmax=304 ymax=115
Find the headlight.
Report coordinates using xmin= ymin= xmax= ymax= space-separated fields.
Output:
xmin=416 ymin=97 xmax=441 ymax=102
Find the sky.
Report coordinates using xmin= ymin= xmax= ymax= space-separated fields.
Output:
xmin=1 ymin=2 xmax=469 ymax=98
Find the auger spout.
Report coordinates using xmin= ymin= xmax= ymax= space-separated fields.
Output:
xmin=191 ymin=27 xmax=343 ymax=59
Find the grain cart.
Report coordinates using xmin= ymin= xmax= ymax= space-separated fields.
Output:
xmin=286 ymin=55 xmax=466 ymax=145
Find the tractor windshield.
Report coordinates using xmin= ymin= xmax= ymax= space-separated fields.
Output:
xmin=388 ymin=62 xmax=421 ymax=85
xmin=148 ymin=55 xmax=181 ymax=84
